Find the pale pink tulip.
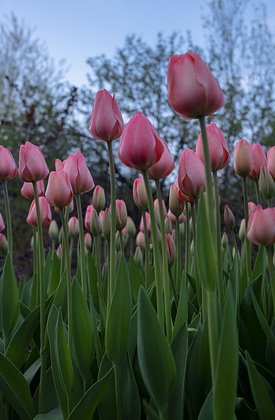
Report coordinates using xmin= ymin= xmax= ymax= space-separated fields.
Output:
xmin=233 ymin=139 xmax=252 ymax=177
xmin=63 ymin=150 xmax=94 ymax=194
xmin=26 ymin=197 xmax=52 ymax=227
xmin=45 ymin=170 xmax=73 ymax=208
xmin=247 ymin=205 xmax=275 ymax=246
xmin=196 ymin=122 xmax=229 ymax=171
xmin=178 ymin=149 xmax=205 ymax=200
xmin=0 ymin=146 xmax=17 ymax=181
xmin=19 ymin=142 xmax=49 ymax=182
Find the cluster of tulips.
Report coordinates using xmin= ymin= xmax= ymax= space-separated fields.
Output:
xmin=0 ymin=51 xmax=274 ymax=419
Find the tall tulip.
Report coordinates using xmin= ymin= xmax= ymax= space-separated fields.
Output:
xmin=233 ymin=139 xmax=252 ymax=178
xmin=21 ymin=180 xmax=45 ymax=200
xmin=63 ymin=150 xmax=95 ymax=194
xmin=178 ymin=149 xmax=205 ymax=201
xmin=249 ymin=144 xmax=267 ymax=181
xmin=0 ymin=146 xmax=17 ymax=181
xmin=45 ymin=170 xmax=73 ymax=208
xmin=133 ymin=178 xmax=148 ymax=210
xmin=247 ymin=205 xmax=275 ymax=246
xmin=19 ymin=142 xmax=49 ymax=182
xmin=26 ymin=197 xmax=52 ymax=227
xmin=196 ymin=122 xmax=229 ymax=171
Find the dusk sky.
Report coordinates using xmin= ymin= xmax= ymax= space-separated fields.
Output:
xmin=1 ymin=0 xmax=275 ymax=86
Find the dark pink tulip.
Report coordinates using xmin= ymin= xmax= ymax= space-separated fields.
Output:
xmin=0 ymin=146 xmax=17 ymax=181
xmin=247 ymin=205 xmax=275 ymax=246
xmin=0 ymin=213 xmax=5 ymax=232
xmin=19 ymin=142 xmax=49 ymax=182
xmin=249 ymin=144 xmax=267 ymax=181
xmin=26 ymin=197 xmax=52 ymax=227
xmin=133 ymin=178 xmax=148 ymax=210
xmin=92 ymin=185 xmax=106 ymax=212
xmin=178 ymin=149 xmax=205 ymax=201
xmin=89 ymin=89 xmax=124 ymax=141
xmin=267 ymin=146 xmax=275 ymax=179
xmin=196 ymin=122 xmax=229 ymax=171
xmin=118 ymin=112 xmax=164 ymax=171
xmin=233 ymin=139 xmax=252 ymax=178
xmin=45 ymin=170 xmax=73 ymax=208
xmin=116 ymin=199 xmax=127 ymax=231
xmin=63 ymin=150 xmax=94 ymax=194
xmin=167 ymin=51 xmax=224 ymax=119
xmin=21 ymin=180 xmax=45 ymax=200
xmin=148 ymin=141 xmax=174 ymax=180
xmin=169 ymin=183 xmax=185 ymax=217
xmin=84 ymin=204 xmax=96 ymax=230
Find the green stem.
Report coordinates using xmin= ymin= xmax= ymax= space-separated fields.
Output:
xmin=207 ymin=291 xmax=219 ymax=385
xmin=75 ymin=194 xmax=87 ymax=299
xmin=33 ymin=182 xmax=47 ymax=414
xmin=114 ymin=364 xmax=123 ymax=420
xmin=156 ymin=179 xmax=172 ymax=341
xmin=142 ymin=210 xmax=150 ymax=287
xmin=266 ymin=246 xmax=275 ymax=316
xmin=255 ymin=180 xmax=260 ymax=204
xmin=142 ymin=171 xmax=164 ymax=329
xmin=213 ymin=171 xmax=224 ymax=301
xmin=242 ymin=177 xmax=251 ymax=279
xmin=3 ymin=181 xmax=13 ymax=258
xmin=107 ymin=142 xmax=117 ymax=305
xmin=184 ymin=203 xmax=190 ymax=278
xmin=60 ymin=208 xmax=73 ymax=353
xmin=175 ymin=216 xmax=181 ymax=292
xmin=231 ymin=231 xmax=240 ymax=264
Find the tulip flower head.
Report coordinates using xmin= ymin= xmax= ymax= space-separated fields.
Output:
xmin=249 ymin=144 xmax=267 ymax=181
xmin=63 ymin=150 xmax=94 ymax=194
xmin=233 ymin=139 xmax=252 ymax=178
xmin=0 ymin=212 xmax=5 ymax=232
xmin=196 ymin=123 xmax=229 ymax=171
xmin=169 ymin=183 xmax=185 ymax=217
xmin=247 ymin=205 xmax=275 ymax=246
xmin=92 ymin=185 xmax=106 ymax=212
xmin=133 ymin=178 xmax=148 ymax=210
xmin=148 ymin=141 xmax=174 ymax=180
xmin=116 ymin=199 xmax=128 ymax=231
xmin=26 ymin=197 xmax=52 ymax=227
xmin=267 ymin=146 xmax=275 ymax=179
xmin=19 ymin=142 xmax=49 ymax=182
xmin=178 ymin=149 xmax=205 ymax=201
xmin=21 ymin=180 xmax=45 ymax=201
xmin=45 ymin=170 xmax=73 ymax=208
xmin=0 ymin=146 xmax=17 ymax=181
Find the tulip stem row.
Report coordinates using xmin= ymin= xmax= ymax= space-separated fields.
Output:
xmin=75 ymin=193 xmax=87 ymax=298
xmin=242 ymin=177 xmax=251 ymax=279
xmin=213 ymin=171 xmax=224 ymax=300
xmin=3 ymin=181 xmax=13 ymax=258
xmin=142 ymin=210 xmax=150 ymax=287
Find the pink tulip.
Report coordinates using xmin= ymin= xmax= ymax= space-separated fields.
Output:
xmin=139 ymin=212 xmax=151 ymax=233
xmin=26 ymin=197 xmax=52 ymax=227
xmin=248 ymin=201 xmax=257 ymax=215
xmin=84 ymin=232 xmax=92 ymax=251
xmin=0 ymin=213 xmax=5 ymax=232
xmin=45 ymin=170 xmax=73 ymax=208
xmin=196 ymin=122 xmax=229 ymax=171
xmin=178 ymin=149 xmax=205 ymax=200
xmin=267 ymin=146 xmax=275 ymax=179
xmin=118 ymin=112 xmax=164 ymax=171
xmin=249 ymin=144 xmax=267 ymax=181
xmin=148 ymin=141 xmax=174 ymax=180
xmin=68 ymin=216 xmax=79 ymax=239
xmin=154 ymin=198 xmax=167 ymax=220
xmin=21 ymin=180 xmax=45 ymax=200
xmin=0 ymin=233 xmax=8 ymax=254
xmin=0 ymin=146 xmax=17 ymax=181
xmin=166 ymin=233 xmax=176 ymax=265
xmin=89 ymin=89 xmax=124 ymax=141
xmin=133 ymin=178 xmax=148 ymax=210
xmin=19 ymin=142 xmax=49 ymax=182
xmin=116 ymin=199 xmax=127 ymax=231
xmin=55 ymin=159 xmax=64 ymax=171
xmin=167 ymin=209 xmax=186 ymax=225
xmin=167 ymin=51 xmax=224 ymax=119
xmin=56 ymin=244 xmax=62 ymax=259
xmin=136 ymin=231 xmax=145 ymax=249
xmin=233 ymin=139 xmax=252 ymax=177
xmin=84 ymin=204 xmax=96 ymax=230
xmin=247 ymin=205 xmax=275 ymax=246
xmin=169 ymin=184 xmax=185 ymax=217
xmin=101 ymin=208 xmax=111 ymax=240
xmin=63 ymin=150 xmax=94 ymax=194
xmin=92 ymin=185 xmax=106 ymax=212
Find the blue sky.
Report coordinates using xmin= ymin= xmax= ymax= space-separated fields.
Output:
xmin=1 ymin=0 xmax=275 ymax=86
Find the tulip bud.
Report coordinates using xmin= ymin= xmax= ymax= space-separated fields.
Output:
xmin=68 ymin=216 xmax=79 ymax=239
xmin=134 ymin=246 xmax=143 ymax=266
xmin=165 ymin=217 xmax=173 ymax=234
xmin=249 ymin=144 xmax=267 ymax=181
xmin=126 ymin=216 xmax=136 ymax=237
xmin=166 ymin=233 xmax=176 ymax=265
xmin=247 ymin=205 xmax=275 ymax=246
xmin=0 ymin=213 xmax=5 ymax=233
xmin=90 ymin=210 xmax=101 ymax=236
xmin=26 ymin=197 xmax=52 ymax=227
xmin=63 ymin=150 xmax=95 ymax=194
xmin=233 ymin=139 xmax=252 ymax=178
xmin=116 ymin=199 xmax=127 ymax=231
xmin=224 ymin=204 xmax=235 ymax=231
xmin=133 ymin=178 xmax=148 ymax=210
xmin=169 ymin=184 xmax=185 ymax=217
xmin=148 ymin=141 xmax=174 ymax=180
xmin=45 ymin=170 xmax=73 ymax=208
xmin=0 ymin=146 xmax=17 ymax=181
xmin=178 ymin=149 xmax=205 ymax=201
xmin=154 ymin=198 xmax=167 ymax=225
xmin=196 ymin=123 xmax=229 ymax=171
xmin=0 ymin=233 xmax=8 ymax=254
xmin=167 ymin=209 xmax=186 ymax=225
xmin=84 ymin=232 xmax=92 ymax=251
xmin=102 ymin=208 xmax=111 ymax=241
xmin=259 ymin=167 xmax=274 ymax=200
xmin=139 ymin=212 xmax=151 ymax=233
xmin=56 ymin=244 xmax=62 ymax=259
xmin=239 ymin=219 xmax=246 ymax=241
xmin=48 ymin=220 xmax=59 ymax=240
xmin=19 ymin=142 xmax=49 ymax=182
xmin=221 ymin=232 xmax=229 ymax=248
xmin=136 ymin=231 xmax=145 ymax=249
xmin=92 ymin=185 xmax=106 ymax=212
xmin=21 ymin=180 xmax=45 ymax=201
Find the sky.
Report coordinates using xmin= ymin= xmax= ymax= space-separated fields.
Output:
xmin=1 ymin=0 xmax=275 ymax=86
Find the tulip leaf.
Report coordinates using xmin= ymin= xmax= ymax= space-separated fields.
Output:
xmin=0 ymin=254 xmax=20 ymax=343
xmin=72 ymin=279 xmax=94 ymax=380
xmin=121 ymin=354 xmax=141 ymax=420
xmin=214 ymin=285 xmax=238 ymax=420
xmin=105 ymin=254 xmax=132 ymax=365
xmin=246 ymin=351 xmax=275 ymax=419
xmin=0 ymin=352 xmax=35 ymax=420
xmin=68 ymin=368 xmax=113 ymax=420
xmin=48 ymin=252 xmax=61 ymax=295
xmin=137 ymin=287 xmax=176 ymax=413
xmin=33 ymin=407 xmax=63 ymax=420
xmin=128 ymin=257 xmax=144 ymax=303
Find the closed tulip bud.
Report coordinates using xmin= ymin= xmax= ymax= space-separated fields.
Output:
xmin=0 ymin=233 xmax=8 ymax=254
xmin=19 ymin=142 xmax=49 ymax=182
xmin=248 ymin=202 xmax=257 ymax=215
xmin=63 ymin=150 xmax=94 ymax=194
xmin=249 ymin=144 xmax=267 ymax=181
xmin=102 ymin=208 xmax=111 ymax=240
xmin=247 ymin=205 xmax=275 ymax=246
xmin=133 ymin=178 xmax=148 ymax=210
xmin=168 ymin=51 xmax=224 ymax=119
xmin=154 ymin=198 xmax=167 ymax=225
xmin=68 ymin=216 xmax=79 ymax=239
xmin=165 ymin=217 xmax=173 ymax=234
xmin=134 ymin=246 xmax=143 ymax=265
xmin=259 ymin=167 xmax=274 ymax=200
xmin=169 ymin=183 xmax=185 ymax=217
xmin=126 ymin=216 xmax=136 ymax=237
xmin=21 ymin=180 xmax=45 ymax=200
xmin=267 ymin=146 xmax=275 ymax=179
xmin=221 ymin=232 xmax=229 ymax=248
xmin=178 ymin=149 xmax=205 ymax=200
xmin=166 ymin=233 xmax=176 ymax=265
xmin=239 ymin=219 xmax=246 ymax=241
xmin=0 ymin=213 xmax=5 ymax=232
xmin=0 ymin=146 xmax=17 ymax=181
xmin=48 ymin=220 xmax=59 ymax=240
xmin=90 ymin=210 xmax=101 ymax=236
xmin=92 ymin=185 xmax=106 ymax=212
xmin=148 ymin=141 xmax=174 ymax=180
xmin=89 ymin=89 xmax=124 ymax=141
xmin=45 ymin=170 xmax=73 ymax=208
xmin=116 ymin=199 xmax=127 ymax=231
xmin=233 ymin=139 xmax=252 ymax=177
xmin=84 ymin=232 xmax=92 ymax=251
xmin=56 ymin=244 xmax=62 ymax=259
xmin=224 ymin=204 xmax=235 ymax=231
xmin=139 ymin=212 xmax=151 ymax=233
xmin=119 ymin=112 xmax=164 ymax=170
xmin=196 ymin=123 xmax=229 ymax=171
xmin=26 ymin=197 xmax=52 ymax=227
xmin=84 ymin=204 xmax=95 ymax=230
xmin=136 ymin=231 xmax=145 ymax=249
